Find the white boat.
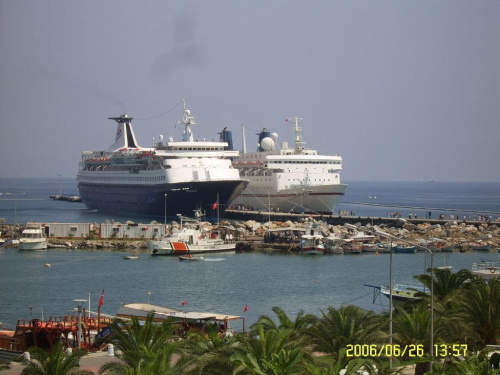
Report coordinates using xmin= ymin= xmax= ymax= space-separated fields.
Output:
xmin=299 ymin=221 xmax=325 ymax=255
xmin=148 ymin=212 xmax=236 ymax=255
xmin=18 ymin=224 xmax=47 ymax=251
xmin=380 ymin=283 xmax=426 ymax=303
xmin=232 ymin=117 xmax=347 ymax=215
xmin=472 ymin=260 xmax=500 ymax=279
xmin=77 ymin=99 xmax=248 ymax=217
xmin=116 ymin=303 xmax=245 ymax=334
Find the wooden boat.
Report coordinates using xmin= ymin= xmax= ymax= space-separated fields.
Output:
xmin=179 ymin=255 xmax=203 ymax=261
xmin=470 ymin=243 xmax=493 ymax=252
xmin=299 ymin=222 xmax=325 ymax=255
xmin=394 ymin=246 xmax=416 ymax=254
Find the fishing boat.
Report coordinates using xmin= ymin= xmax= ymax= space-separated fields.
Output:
xmin=232 ymin=117 xmax=347 ymax=215
xmin=148 ymin=211 xmax=236 ymax=255
xmin=77 ymin=99 xmax=248 ymax=217
xmin=394 ymin=246 xmax=416 ymax=254
xmin=18 ymin=224 xmax=47 ymax=251
xmin=299 ymin=221 xmax=325 ymax=255
xmin=470 ymin=243 xmax=493 ymax=252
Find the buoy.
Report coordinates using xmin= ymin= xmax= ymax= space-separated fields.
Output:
xmin=44 ymin=263 xmax=51 ymax=267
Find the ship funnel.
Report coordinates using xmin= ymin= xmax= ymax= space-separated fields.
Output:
xmin=257 ymin=128 xmax=274 ymax=152
xmin=107 ymin=115 xmax=141 ymax=151
xmin=218 ymin=127 xmax=233 ymax=150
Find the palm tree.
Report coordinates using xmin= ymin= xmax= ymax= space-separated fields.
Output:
xmin=21 ymin=341 xmax=93 ymax=375
xmin=250 ymin=306 xmax=317 ymax=334
xmin=98 ymin=312 xmax=178 ymax=375
xmin=305 ymin=305 xmax=384 ymax=358
xmin=98 ymin=345 xmax=176 ymax=375
xmin=458 ymin=277 xmax=500 ymax=348
xmin=232 ymin=324 xmax=312 ymax=374
xmin=415 ymin=268 xmax=478 ymax=306
xmin=175 ymin=322 xmax=241 ymax=375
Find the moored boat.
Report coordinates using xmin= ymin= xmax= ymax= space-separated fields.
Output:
xmin=394 ymin=246 xmax=416 ymax=254
xmin=116 ymin=303 xmax=245 ymax=334
xmin=299 ymin=221 xmax=325 ymax=255
xmin=77 ymin=100 xmax=248 ymax=217
xmin=148 ymin=212 xmax=236 ymax=255
xmin=18 ymin=223 xmax=47 ymax=251
xmin=232 ymin=117 xmax=347 ymax=215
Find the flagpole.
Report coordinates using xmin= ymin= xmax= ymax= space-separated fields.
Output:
xmin=217 ymin=192 xmax=220 ymax=225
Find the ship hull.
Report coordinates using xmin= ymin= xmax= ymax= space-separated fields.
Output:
xmin=78 ymin=180 xmax=247 ymax=217
xmin=235 ymin=183 xmax=347 ymax=215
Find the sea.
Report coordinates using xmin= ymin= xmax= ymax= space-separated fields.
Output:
xmin=0 ymin=178 xmax=499 ymax=330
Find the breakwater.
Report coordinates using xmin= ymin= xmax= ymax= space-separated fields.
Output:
xmin=1 ymin=210 xmax=499 ymax=252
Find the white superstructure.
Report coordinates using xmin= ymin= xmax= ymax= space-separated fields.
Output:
xmin=232 ymin=117 xmax=347 ymax=214
xmin=77 ymin=100 xmax=248 ymax=217
xmin=18 ymin=224 xmax=48 ymax=251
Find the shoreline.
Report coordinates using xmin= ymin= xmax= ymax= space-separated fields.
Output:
xmin=1 ymin=212 xmax=499 ymax=253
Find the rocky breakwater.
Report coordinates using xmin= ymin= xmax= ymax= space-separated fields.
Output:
xmin=231 ymin=218 xmax=500 ymax=253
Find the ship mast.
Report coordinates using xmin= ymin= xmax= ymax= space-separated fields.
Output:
xmin=287 ymin=116 xmax=305 ymax=153
xmin=178 ymin=99 xmax=196 ymax=142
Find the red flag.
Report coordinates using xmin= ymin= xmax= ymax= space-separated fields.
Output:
xmin=244 ymin=304 xmax=248 ymax=312
xmin=98 ymin=290 xmax=104 ymax=307
xmin=212 ymin=202 xmax=218 ymax=210
xmin=182 ymin=299 xmax=187 ymax=306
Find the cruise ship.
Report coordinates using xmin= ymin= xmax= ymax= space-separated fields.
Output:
xmin=232 ymin=117 xmax=347 ymax=215
xmin=77 ymin=100 xmax=248 ymax=217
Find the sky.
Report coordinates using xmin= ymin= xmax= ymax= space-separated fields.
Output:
xmin=1 ymin=0 xmax=499 ymax=182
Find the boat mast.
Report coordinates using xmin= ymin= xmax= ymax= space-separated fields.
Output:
xmin=287 ymin=116 xmax=305 ymax=153
xmin=178 ymin=99 xmax=196 ymax=142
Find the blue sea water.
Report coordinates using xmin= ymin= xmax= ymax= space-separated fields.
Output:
xmin=0 ymin=178 xmax=499 ymax=329
xmin=0 ymin=178 xmax=499 ymax=224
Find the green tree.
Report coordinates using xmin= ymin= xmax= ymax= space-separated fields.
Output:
xmin=458 ymin=277 xmax=500 ymax=348
xmin=232 ymin=324 xmax=311 ymax=374
xmin=251 ymin=306 xmax=317 ymax=333
xmin=175 ymin=322 xmax=241 ymax=375
xmin=21 ymin=341 xmax=92 ymax=375
xmin=98 ymin=312 xmax=178 ymax=375
xmin=305 ymin=305 xmax=384 ymax=358
xmin=415 ymin=268 xmax=477 ymax=307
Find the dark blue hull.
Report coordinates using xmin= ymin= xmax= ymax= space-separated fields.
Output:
xmin=78 ymin=180 xmax=247 ymax=218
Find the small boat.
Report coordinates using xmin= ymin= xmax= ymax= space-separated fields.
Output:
xmin=18 ymin=224 xmax=47 ymax=251
xmin=123 ymin=253 xmax=139 ymax=260
xmin=148 ymin=211 xmax=236 ymax=256
xmin=380 ymin=283 xmax=425 ymax=303
xmin=394 ymin=246 xmax=416 ymax=254
xmin=299 ymin=222 xmax=325 ymax=255
xmin=179 ymin=255 xmax=203 ymax=261
xmin=470 ymin=243 xmax=493 ymax=252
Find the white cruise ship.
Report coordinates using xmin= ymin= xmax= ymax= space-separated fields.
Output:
xmin=232 ymin=117 xmax=347 ymax=215
xmin=77 ymin=100 xmax=248 ymax=217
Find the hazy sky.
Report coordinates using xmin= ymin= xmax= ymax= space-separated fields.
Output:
xmin=1 ymin=1 xmax=499 ymax=182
